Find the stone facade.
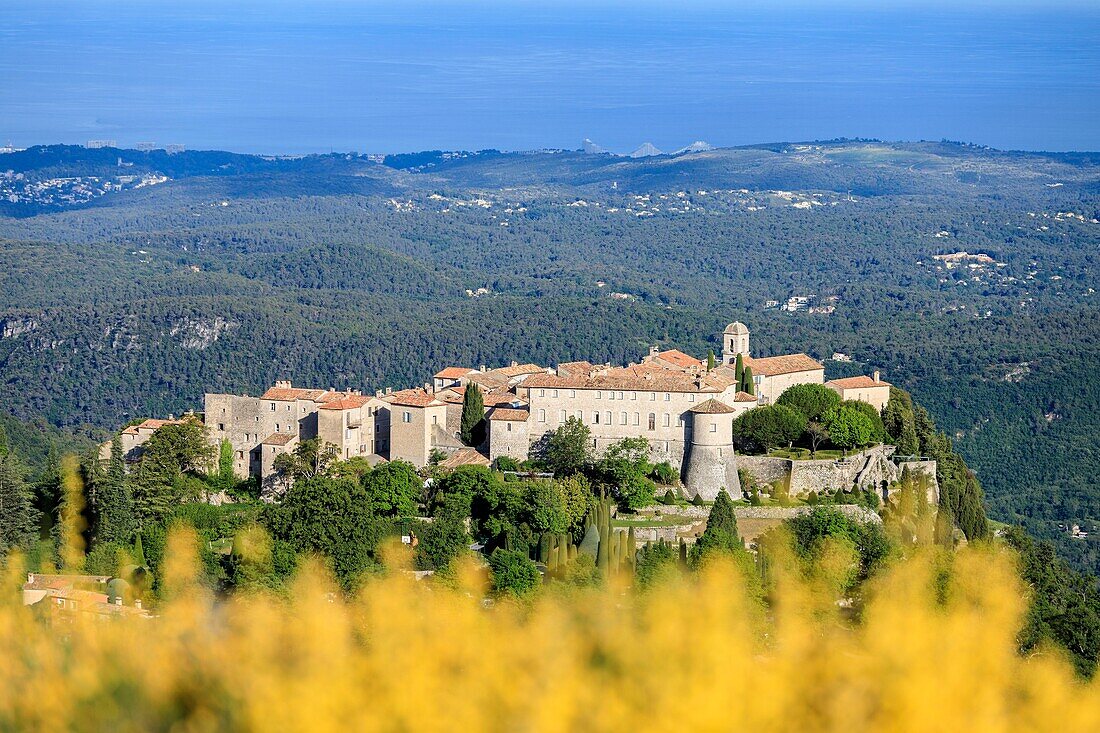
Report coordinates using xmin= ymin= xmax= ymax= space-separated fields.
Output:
xmin=488 ymin=407 xmax=530 ymax=463
xmin=682 ymin=400 xmax=740 ymax=500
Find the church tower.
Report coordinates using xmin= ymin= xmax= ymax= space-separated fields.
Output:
xmin=722 ymin=321 xmax=750 ymax=364
xmin=682 ymin=399 xmax=741 ymax=501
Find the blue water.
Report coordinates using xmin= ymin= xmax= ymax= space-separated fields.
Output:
xmin=1 ymin=1 xmax=1098 ymax=154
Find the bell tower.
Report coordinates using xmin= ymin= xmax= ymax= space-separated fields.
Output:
xmin=722 ymin=321 xmax=750 ymax=364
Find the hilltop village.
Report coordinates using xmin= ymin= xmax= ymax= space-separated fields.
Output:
xmin=115 ymin=322 xmax=925 ymax=503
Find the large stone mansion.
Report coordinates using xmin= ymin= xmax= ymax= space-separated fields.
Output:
xmin=187 ymin=322 xmax=891 ymax=500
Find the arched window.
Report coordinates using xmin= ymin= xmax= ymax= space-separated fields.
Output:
xmin=648 ymin=413 xmax=656 ymax=431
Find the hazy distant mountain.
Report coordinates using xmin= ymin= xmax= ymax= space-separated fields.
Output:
xmin=629 ymin=142 xmax=663 ymax=158
xmin=674 ymin=140 xmax=714 ymax=154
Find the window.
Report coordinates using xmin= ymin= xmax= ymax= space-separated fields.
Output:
xmin=630 ymin=392 xmax=637 ymax=400
xmin=570 ymin=390 xmax=576 ymax=399
xmin=664 ymin=393 xmax=671 ymax=401
xmin=648 ymin=413 xmax=656 ymax=431
xmin=594 ymin=412 xmax=601 ymax=424
xmin=608 ymin=391 xmax=615 ymax=401
xmin=346 ymin=428 xmax=352 ymax=439
xmin=255 ymin=416 xmax=260 ymax=422
xmin=633 ymin=412 xmax=640 ymax=426
xmin=432 ymin=415 xmax=438 ymax=425
xmin=709 ymin=423 xmax=717 ymax=432
xmin=539 ymin=389 xmax=545 ymax=397
xmin=649 ymin=393 xmax=656 ymax=401
xmin=552 ymin=389 xmax=558 ymax=398
xmin=618 ymin=392 xmax=624 ymax=400
xmin=287 ymin=404 xmax=291 ymax=411
xmin=560 ymin=410 xmax=567 ymax=422
xmin=620 ymin=411 xmax=628 ymax=425
xmin=237 ymin=451 xmax=244 ymax=459
xmin=595 ymin=391 xmax=602 ymax=399
xmin=689 ymin=394 xmax=695 ymax=402
xmin=604 ymin=411 xmax=611 ymax=425
xmin=663 ymin=414 xmax=670 ymax=427
xmin=538 ymin=409 xmax=546 ymax=423
xmin=270 ymin=403 xmax=276 ymax=411
xmin=275 ymin=424 xmax=280 ymax=432
xmin=507 ymin=423 xmax=512 ymax=432
xmin=217 ymin=423 xmax=225 ymax=431
xmin=677 ymin=416 xmax=684 ymax=427
xmin=575 ymin=410 xmax=583 ymax=420
xmin=402 ymin=411 xmax=411 ymax=423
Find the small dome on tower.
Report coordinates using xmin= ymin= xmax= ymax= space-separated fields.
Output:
xmin=724 ymin=321 xmax=749 ymax=335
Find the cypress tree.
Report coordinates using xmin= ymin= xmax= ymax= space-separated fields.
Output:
xmin=133 ymin=533 xmax=146 ymax=566
xmin=734 ymin=353 xmax=744 ymax=383
xmin=460 ymin=383 xmax=486 ymax=446
xmin=741 ymin=366 xmax=755 ymax=395
xmin=626 ymin=526 xmax=636 ymax=569
xmin=679 ymin=538 xmax=687 ymax=565
xmin=706 ymin=349 xmax=716 ymax=372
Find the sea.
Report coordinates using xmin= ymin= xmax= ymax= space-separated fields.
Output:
xmin=1 ymin=0 xmax=1098 ymax=155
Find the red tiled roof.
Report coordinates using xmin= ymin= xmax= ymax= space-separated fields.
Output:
xmin=690 ymin=398 xmax=735 ymax=414
xmin=555 ymin=360 xmax=598 ymax=377
xmin=262 ymin=432 xmax=297 ymax=446
xmin=653 ymin=349 xmax=703 ymax=369
xmin=827 ymin=375 xmax=890 ymax=390
xmin=318 ymin=395 xmax=374 ymax=410
xmin=743 ymin=353 xmax=824 ymax=377
xmin=438 ymin=448 xmax=491 ymax=469
xmin=386 ymin=388 xmax=444 ymax=408
xmin=488 ymin=407 xmax=530 ymax=422
xmin=121 ymin=418 xmax=189 ymax=435
xmin=494 ymin=363 xmax=546 ymax=378
xmin=734 ymin=391 xmax=759 ymax=402
xmin=522 ymin=364 xmax=733 ymax=394
xmin=261 ymin=386 xmax=325 ymax=401
xmin=434 ymin=367 xmax=472 ymax=379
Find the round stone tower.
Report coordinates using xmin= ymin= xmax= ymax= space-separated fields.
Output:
xmin=722 ymin=321 xmax=750 ymax=364
xmin=682 ymin=398 xmax=741 ymax=501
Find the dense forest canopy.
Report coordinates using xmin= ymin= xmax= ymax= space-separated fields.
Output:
xmin=1 ymin=139 xmax=1098 ymax=573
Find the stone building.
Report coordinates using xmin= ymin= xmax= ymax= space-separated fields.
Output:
xmin=681 ymin=398 xmax=741 ymax=500
xmin=383 ymin=388 xmax=454 ymax=466
xmin=98 ymin=417 xmax=192 ymax=462
xmin=827 ymin=372 xmax=892 ymax=412
xmin=487 ymin=406 xmax=530 ymax=463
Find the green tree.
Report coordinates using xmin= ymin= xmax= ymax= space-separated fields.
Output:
xmin=523 ymin=481 xmax=569 ymax=535
xmin=97 ymin=435 xmax=136 ymax=544
xmin=273 ymin=437 xmax=338 ymax=481
xmin=734 ymin=353 xmax=744 ymax=383
xmin=489 ymin=548 xmax=540 ymax=598
xmin=786 ymin=506 xmax=891 ymax=585
xmin=741 ymin=365 xmax=755 ymax=395
xmin=362 ymin=460 xmax=420 ymax=517
xmin=416 ymin=497 xmax=470 ymax=571
xmin=0 ymin=451 xmax=36 ymax=557
xmin=777 ymin=383 xmax=841 ymax=422
xmin=706 ymin=349 xmax=716 ymax=372
xmin=142 ymin=421 xmax=215 ymax=477
xmin=732 ymin=405 xmax=807 ymax=453
xmin=460 ymin=382 xmax=486 ymax=446
xmin=216 ymin=438 xmax=236 ymax=491
xmin=545 ymin=417 xmax=591 ymax=476
xmin=689 ymin=490 xmax=742 ymax=566
xmin=822 ymin=402 xmax=875 ymax=454
xmin=635 ymin=540 xmax=679 ymax=588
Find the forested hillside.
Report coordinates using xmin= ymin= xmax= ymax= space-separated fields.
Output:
xmin=1 ymin=140 xmax=1098 ymax=572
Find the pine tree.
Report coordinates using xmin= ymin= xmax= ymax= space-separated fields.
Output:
xmin=0 ymin=452 xmax=36 ymax=557
xmin=460 ymin=383 xmax=486 ymax=446
xmin=98 ymin=435 xmax=136 ymax=545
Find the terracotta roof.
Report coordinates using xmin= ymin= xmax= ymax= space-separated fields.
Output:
xmin=652 ymin=349 xmax=703 ymax=369
xmin=827 ymin=375 xmax=891 ymax=390
xmin=262 ymin=432 xmax=297 ymax=446
xmin=386 ymin=388 xmax=444 ymax=408
xmin=522 ymin=364 xmax=733 ymax=394
xmin=318 ymin=395 xmax=374 ymax=410
xmin=434 ymin=367 xmax=472 ymax=379
xmin=261 ymin=386 xmax=329 ymax=401
xmin=734 ymin=391 xmax=759 ymax=402
xmin=744 ymin=353 xmax=824 ymax=377
xmin=122 ymin=417 xmax=189 ymax=435
xmin=437 ymin=387 xmax=526 ymax=408
xmin=556 ymin=360 xmax=598 ymax=377
xmin=690 ymin=398 xmax=735 ymax=414
xmin=438 ymin=448 xmax=491 ymax=469
xmin=488 ymin=407 xmax=530 ymax=422
xmin=494 ymin=363 xmax=546 ymax=379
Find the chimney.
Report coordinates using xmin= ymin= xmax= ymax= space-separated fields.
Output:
xmin=648 ymin=345 xmax=659 ymax=359
xmin=873 ymin=370 xmax=881 ymax=383
xmin=386 ymin=387 xmax=393 ymax=395
xmin=510 ymin=360 xmax=518 ymax=368
xmin=375 ymin=390 xmax=383 ymax=398
xmin=480 ymin=365 xmax=487 ymax=372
